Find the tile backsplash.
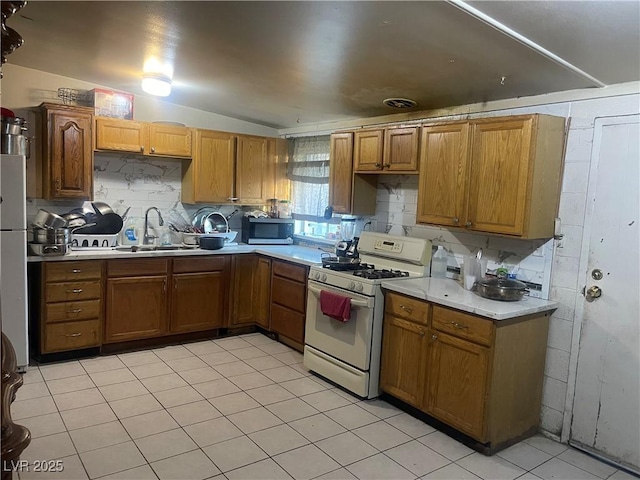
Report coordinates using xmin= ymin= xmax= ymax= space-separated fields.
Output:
xmin=27 ymin=153 xmax=250 ymax=241
xmin=370 ymin=174 xmax=554 ymax=299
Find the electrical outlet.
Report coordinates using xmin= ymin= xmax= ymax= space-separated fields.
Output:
xmin=532 ymin=246 xmax=545 ymax=257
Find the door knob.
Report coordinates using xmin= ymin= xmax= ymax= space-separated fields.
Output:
xmin=585 ymin=285 xmax=602 ymax=301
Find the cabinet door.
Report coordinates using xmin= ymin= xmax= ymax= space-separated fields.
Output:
xmin=328 ymin=132 xmax=354 ymax=213
xmin=187 ymin=129 xmax=236 ymax=203
xmin=380 ymin=315 xmax=429 ymax=408
xmin=104 ymin=276 xmax=168 ymax=343
xmin=230 ymin=255 xmax=258 ymax=326
xmin=148 ymin=124 xmax=192 ymax=157
xmin=383 ymin=127 xmax=419 ymax=172
xmin=47 ymin=108 xmax=93 ymax=199
xmin=255 ymin=257 xmax=271 ymax=329
xmin=236 ymin=135 xmax=269 ymax=204
xmin=426 ymin=330 xmax=490 ymax=441
xmin=417 ymin=123 xmax=470 ymax=227
xmin=354 ymin=129 xmax=384 ymax=172
xmin=466 ymin=117 xmax=534 ymax=235
xmin=95 ymin=118 xmax=147 ymax=154
xmin=171 ymin=272 xmax=225 ymax=333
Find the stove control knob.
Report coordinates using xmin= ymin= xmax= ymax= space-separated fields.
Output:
xmin=321 ymin=274 xmax=327 ymax=282
xmin=313 ymin=272 xmax=321 ymax=280
xmin=348 ymin=281 xmax=356 ymax=290
xmin=355 ymin=283 xmax=363 ymax=292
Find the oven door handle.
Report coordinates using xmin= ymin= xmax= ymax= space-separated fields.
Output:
xmin=308 ymin=285 xmax=370 ymax=308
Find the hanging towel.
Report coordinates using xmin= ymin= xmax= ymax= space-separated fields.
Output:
xmin=320 ymin=290 xmax=352 ymax=323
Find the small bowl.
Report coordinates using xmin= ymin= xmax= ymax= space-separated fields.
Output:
xmin=183 ymin=233 xmax=204 ymax=245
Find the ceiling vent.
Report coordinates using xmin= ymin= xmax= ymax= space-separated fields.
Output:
xmin=383 ymin=98 xmax=417 ymax=108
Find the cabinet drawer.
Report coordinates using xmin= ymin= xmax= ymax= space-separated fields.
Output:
xmin=107 ymin=258 xmax=168 ymax=277
xmin=271 ymin=303 xmax=305 ymax=344
xmin=432 ymin=305 xmax=494 ymax=347
xmin=385 ymin=292 xmax=429 ymax=326
xmin=272 ymin=261 xmax=307 ymax=283
xmin=46 ymin=281 xmax=101 ymax=303
xmin=271 ymin=276 xmax=306 ymax=313
xmin=173 ymin=256 xmax=227 ymax=273
xmin=45 ymin=300 xmax=101 ymax=323
xmin=44 ymin=320 xmax=100 ymax=353
xmin=45 ymin=261 xmax=102 ymax=282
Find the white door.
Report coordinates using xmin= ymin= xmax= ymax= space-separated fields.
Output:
xmin=569 ymin=115 xmax=639 ymax=473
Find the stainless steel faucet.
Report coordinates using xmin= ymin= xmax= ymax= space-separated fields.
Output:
xmin=143 ymin=207 xmax=164 ymax=245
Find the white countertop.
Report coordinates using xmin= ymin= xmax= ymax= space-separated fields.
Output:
xmin=381 ymin=277 xmax=558 ymax=321
xmin=27 ymin=244 xmax=326 ymax=267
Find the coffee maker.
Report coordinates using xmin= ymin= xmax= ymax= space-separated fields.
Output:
xmin=335 ymin=218 xmax=359 ymax=258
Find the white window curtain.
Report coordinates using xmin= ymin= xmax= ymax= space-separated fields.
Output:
xmin=288 ymin=135 xmax=331 ymax=221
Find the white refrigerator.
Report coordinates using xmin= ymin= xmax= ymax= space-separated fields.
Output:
xmin=0 ymin=154 xmax=29 ymax=370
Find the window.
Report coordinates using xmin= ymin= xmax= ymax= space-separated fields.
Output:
xmin=288 ymin=135 xmax=341 ymax=241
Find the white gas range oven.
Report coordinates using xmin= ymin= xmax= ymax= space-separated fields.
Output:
xmin=304 ymin=232 xmax=432 ymax=398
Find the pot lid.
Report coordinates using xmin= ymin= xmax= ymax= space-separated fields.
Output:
xmin=477 ymin=277 xmax=527 ymax=290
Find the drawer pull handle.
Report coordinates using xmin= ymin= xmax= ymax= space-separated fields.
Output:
xmin=67 ymin=309 xmax=83 ymax=314
xmin=399 ymin=305 xmax=413 ymax=314
xmin=66 ymin=289 xmax=83 ymax=293
xmin=450 ymin=322 xmax=468 ymax=329
xmin=432 ymin=334 xmax=438 ymax=340
xmin=71 ymin=269 xmax=82 ymax=273
xmin=419 ymin=329 xmax=425 ymax=337
xmin=66 ymin=333 xmax=82 ymax=337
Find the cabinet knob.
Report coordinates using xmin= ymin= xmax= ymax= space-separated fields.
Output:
xmin=55 ymin=179 xmax=61 ymax=191
xmin=67 ymin=309 xmax=83 ymax=314
xmin=419 ymin=329 xmax=425 ymax=337
xmin=66 ymin=289 xmax=83 ymax=294
xmin=465 ymin=221 xmax=472 ymax=228
xmin=453 ymin=217 xmax=459 ymax=224
xmin=140 ymin=145 xmax=145 ymax=152
xmin=375 ymin=163 xmax=382 ymax=168
xmin=151 ymin=147 xmax=155 ymax=153
xmin=432 ymin=334 xmax=438 ymax=340
xmin=383 ymin=163 xmax=390 ymax=168
xmin=71 ymin=269 xmax=82 ymax=273
xmin=450 ymin=321 xmax=469 ymax=330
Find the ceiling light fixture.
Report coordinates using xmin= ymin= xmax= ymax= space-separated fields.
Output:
xmin=142 ymin=73 xmax=172 ymax=97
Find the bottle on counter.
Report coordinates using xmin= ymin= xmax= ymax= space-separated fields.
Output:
xmin=431 ymin=245 xmax=448 ymax=278
xmin=120 ymin=217 xmax=139 ymax=245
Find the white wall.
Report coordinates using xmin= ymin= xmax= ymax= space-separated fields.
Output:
xmin=0 ymin=64 xmax=279 ymax=137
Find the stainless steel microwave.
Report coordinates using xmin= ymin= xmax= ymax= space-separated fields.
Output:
xmin=241 ymin=217 xmax=294 ymax=244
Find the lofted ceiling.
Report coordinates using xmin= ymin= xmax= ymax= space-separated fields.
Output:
xmin=5 ymin=1 xmax=640 ymax=129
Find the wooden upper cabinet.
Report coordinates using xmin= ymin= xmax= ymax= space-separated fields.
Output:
xmin=182 ymin=129 xmax=236 ymax=204
xmin=383 ymin=126 xmax=420 ymax=172
xmin=236 ymin=135 xmax=270 ymax=204
xmin=354 ymin=129 xmax=384 ymax=172
xmin=329 ymin=132 xmax=354 ymax=213
xmin=270 ymin=138 xmax=290 ymax=202
xmin=417 ymin=122 xmax=470 ymax=227
xmin=416 ymin=114 xmax=565 ymax=239
xmin=147 ymin=124 xmax=192 ymax=157
xmin=95 ymin=118 xmax=146 ymax=153
xmin=95 ymin=118 xmax=191 ymax=158
xmin=41 ymin=104 xmax=94 ymax=200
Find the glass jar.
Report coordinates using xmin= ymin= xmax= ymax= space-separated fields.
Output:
xmin=279 ymin=200 xmax=291 ymax=218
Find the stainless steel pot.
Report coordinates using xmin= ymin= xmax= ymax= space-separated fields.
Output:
xmin=1 ymin=133 xmax=29 ymax=157
xmin=32 ymin=209 xmax=68 ymax=230
xmin=1 ymin=116 xmax=27 ymax=135
xmin=31 ymin=227 xmax=71 ymax=245
xmin=476 ymin=278 xmax=528 ymax=302
xmin=29 ymin=243 xmax=68 ymax=256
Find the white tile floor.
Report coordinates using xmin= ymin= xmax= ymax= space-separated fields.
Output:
xmin=12 ymin=333 xmax=634 ymax=480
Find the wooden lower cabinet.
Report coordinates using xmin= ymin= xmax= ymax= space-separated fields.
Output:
xmin=230 ymin=255 xmax=272 ymax=328
xmin=270 ymin=259 xmax=308 ymax=347
xmin=379 ymin=315 xmax=429 ymax=408
xmin=39 ymin=260 xmax=103 ymax=354
xmin=380 ymin=291 xmax=550 ymax=451
xmin=426 ymin=331 xmax=490 ymax=440
xmin=105 ymin=275 xmax=168 ymax=343
xmin=171 ymin=272 xmax=225 ymax=333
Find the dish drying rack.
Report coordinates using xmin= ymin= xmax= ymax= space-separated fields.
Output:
xmin=71 ymin=234 xmax=118 ymax=249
